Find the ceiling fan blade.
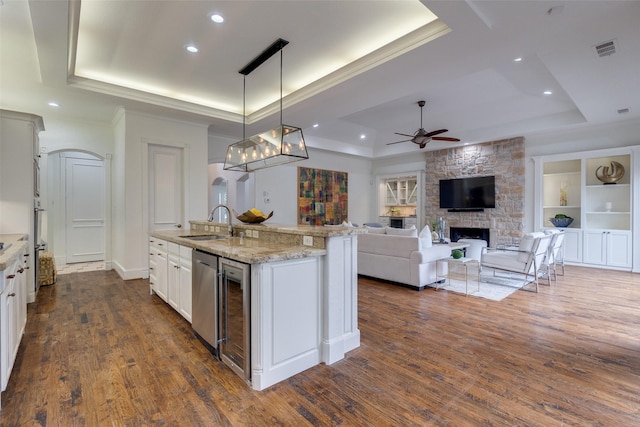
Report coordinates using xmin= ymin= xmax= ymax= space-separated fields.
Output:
xmin=419 ymin=142 xmax=427 ymax=149
xmin=425 ymin=129 xmax=448 ymax=137
xmin=386 ymin=139 xmax=412 ymax=145
xmin=432 ymin=136 xmax=461 ymax=142
xmin=394 ymin=132 xmax=414 ymax=137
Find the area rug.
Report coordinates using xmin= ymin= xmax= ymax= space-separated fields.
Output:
xmin=430 ymin=268 xmax=533 ymax=301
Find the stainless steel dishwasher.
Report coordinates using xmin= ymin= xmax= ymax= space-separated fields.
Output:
xmin=192 ymin=250 xmax=219 ymax=354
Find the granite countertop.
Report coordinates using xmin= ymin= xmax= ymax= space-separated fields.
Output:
xmin=0 ymin=234 xmax=28 ymax=271
xmin=150 ymin=229 xmax=328 ymax=264
xmin=189 ymin=221 xmax=367 ymax=237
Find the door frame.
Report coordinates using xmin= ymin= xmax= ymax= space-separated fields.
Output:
xmin=141 ymin=138 xmax=191 ymax=270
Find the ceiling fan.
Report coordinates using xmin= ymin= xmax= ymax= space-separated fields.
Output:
xmin=386 ymin=100 xmax=460 ymax=149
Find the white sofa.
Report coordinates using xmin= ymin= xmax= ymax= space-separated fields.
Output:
xmin=357 ymin=227 xmax=452 ymax=290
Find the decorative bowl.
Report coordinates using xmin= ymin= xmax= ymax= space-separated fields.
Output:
xmin=234 ymin=209 xmax=273 ymax=224
xmin=549 ymin=217 xmax=573 ymax=228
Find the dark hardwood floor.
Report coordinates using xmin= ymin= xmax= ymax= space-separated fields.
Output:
xmin=1 ymin=266 xmax=639 ymax=426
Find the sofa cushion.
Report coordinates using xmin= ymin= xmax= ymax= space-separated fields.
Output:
xmin=482 ymin=251 xmax=528 ymax=271
xmin=358 ymin=233 xmax=419 ymax=258
xmin=386 ymin=227 xmax=418 ymax=237
xmin=366 ymin=226 xmax=386 ymax=234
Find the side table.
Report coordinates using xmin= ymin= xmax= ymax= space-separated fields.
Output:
xmin=436 ymin=257 xmax=480 ymax=296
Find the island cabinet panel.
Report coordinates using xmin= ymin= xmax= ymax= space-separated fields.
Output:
xmin=323 ymin=234 xmax=360 ymax=364
xmin=251 ymin=256 xmax=322 ymax=391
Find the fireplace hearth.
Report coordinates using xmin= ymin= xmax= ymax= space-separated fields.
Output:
xmin=450 ymin=227 xmax=490 ymax=247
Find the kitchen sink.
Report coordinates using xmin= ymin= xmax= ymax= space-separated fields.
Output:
xmin=181 ymin=235 xmax=228 ymax=241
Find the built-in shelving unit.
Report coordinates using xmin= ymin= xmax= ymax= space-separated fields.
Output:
xmin=542 ymin=159 xmax=581 ymax=229
xmin=584 ymin=155 xmax=631 ymax=231
xmin=535 ymin=148 xmax=635 ymax=270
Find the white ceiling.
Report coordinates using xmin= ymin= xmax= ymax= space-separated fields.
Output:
xmin=1 ymin=0 xmax=639 ymax=159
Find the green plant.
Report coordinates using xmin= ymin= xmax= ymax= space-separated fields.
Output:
xmin=554 ymin=213 xmax=571 ymax=219
xmin=451 ymin=249 xmax=463 ymax=259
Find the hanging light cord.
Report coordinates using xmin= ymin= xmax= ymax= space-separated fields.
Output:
xmin=243 ymin=75 xmax=246 ymax=140
xmin=279 ymin=48 xmax=283 ymax=126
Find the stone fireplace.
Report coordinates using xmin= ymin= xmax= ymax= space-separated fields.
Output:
xmin=424 ymin=137 xmax=525 ymax=245
xmin=450 ymin=227 xmax=491 ymax=247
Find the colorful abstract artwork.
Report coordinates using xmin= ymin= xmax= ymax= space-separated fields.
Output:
xmin=297 ymin=167 xmax=348 ymax=225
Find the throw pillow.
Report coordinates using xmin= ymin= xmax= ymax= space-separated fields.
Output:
xmin=418 ymin=225 xmax=432 ymax=248
xmin=386 ymin=227 xmax=418 ymax=237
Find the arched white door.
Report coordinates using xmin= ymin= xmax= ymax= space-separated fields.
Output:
xmin=65 ymin=153 xmax=105 ymax=263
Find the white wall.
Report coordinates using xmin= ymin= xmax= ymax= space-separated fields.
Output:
xmin=208 ymin=148 xmax=373 ymax=226
xmin=114 ymin=109 xmax=209 ymax=279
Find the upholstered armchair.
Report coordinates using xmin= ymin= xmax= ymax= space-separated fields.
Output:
xmin=480 ymin=232 xmax=553 ymax=292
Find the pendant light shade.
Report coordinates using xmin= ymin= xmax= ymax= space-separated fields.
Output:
xmin=224 ymin=124 xmax=307 ymax=172
xmin=224 ymin=38 xmax=308 ymax=171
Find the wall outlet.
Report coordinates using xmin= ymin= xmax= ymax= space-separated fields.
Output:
xmin=303 ymin=236 xmax=313 ymax=246
xmin=246 ymin=230 xmax=253 ymax=238
xmin=253 ymin=230 xmax=259 ymax=239
xmin=214 ymin=226 xmax=220 ymax=233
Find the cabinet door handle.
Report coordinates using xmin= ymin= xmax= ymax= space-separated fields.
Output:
xmin=18 ymin=268 xmax=24 ymax=273
xmin=8 ymin=293 xmax=15 ymax=297
xmin=7 ymin=275 xmax=15 ymax=279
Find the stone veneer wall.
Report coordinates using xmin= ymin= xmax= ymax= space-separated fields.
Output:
xmin=424 ymin=137 xmax=525 ymax=245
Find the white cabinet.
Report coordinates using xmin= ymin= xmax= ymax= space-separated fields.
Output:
xmin=178 ymin=246 xmax=192 ymax=322
xmin=0 ymin=110 xmax=44 ymax=303
xmin=1 ymin=248 xmax=27 ymax=394
xmin=149 ymin=238 xmax=168 ymax=301
xmin=149 ymin=237 xmax=192 ymax=323
xmin=583 ymin=230 xmax=632 ymax=268
xmin=168 ymin=243 xmax=180 ymax=311
xmin=561 ymin=228 xmax=582 ymax=263
xmin=385 ymin=177 xmax=417 ymax=206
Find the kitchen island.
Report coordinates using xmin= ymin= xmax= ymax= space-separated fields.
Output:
xmin=149 ymin=222 xmax=364 ymax=390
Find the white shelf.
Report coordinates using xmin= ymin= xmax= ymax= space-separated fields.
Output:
xmin=586 ymin=183 xmax=630 ymax=189
xmin=544 ymin=171 xmax=581 ymax=177
xmin=544 ymin=205 xmax=580 ymax=209
xmin=585 ymin=211 xmax=631 ymax=215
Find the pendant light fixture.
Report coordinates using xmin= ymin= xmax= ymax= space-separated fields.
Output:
xmin=224 ymin=38 xmax=308 ymax=172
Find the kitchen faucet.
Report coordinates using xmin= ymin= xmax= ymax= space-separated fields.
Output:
xmin=208 ymin=204 xmax=233 ymax=235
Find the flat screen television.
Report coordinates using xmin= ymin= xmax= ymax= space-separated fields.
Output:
xmin=439 ymin=175 xmax=495 ymax=211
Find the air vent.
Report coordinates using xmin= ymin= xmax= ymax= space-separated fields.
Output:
xmin=617 ymin=108 xmax=630 ymax=115
xmin=595 ymin=39 xmax=617 ymax=57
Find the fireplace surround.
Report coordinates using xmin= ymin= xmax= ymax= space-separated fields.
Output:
xmin=450 ymin=227 xmax=490 ymax=247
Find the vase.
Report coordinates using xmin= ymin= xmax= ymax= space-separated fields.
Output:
xmin=437 ymin=217 xmax=446 ymax=243
xmin=559 ymin=181 xmax=567 ymax=206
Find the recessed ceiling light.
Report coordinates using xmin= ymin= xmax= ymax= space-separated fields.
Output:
xmin=211 ymin=13 xmax=224 ymax=23
xmin=312 ymin=123 xmax=319 ymax=128
xmin=186 ymin=45 xmax=198 ymax=53
xmin=48 ymin=102 xmax=59 ymax=107
xmin=360 ymin=134 xmax=366 ymax=139
xmin=513 ymin=57 xmax=523 ymax=62
xmin=543 ymin=90 xmax=553 ymax=95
